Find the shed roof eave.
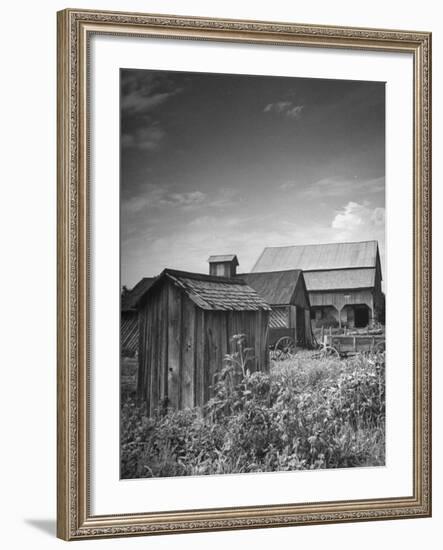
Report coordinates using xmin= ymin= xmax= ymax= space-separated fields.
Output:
xmin=308 ymin=286 xmax=374 ymax=293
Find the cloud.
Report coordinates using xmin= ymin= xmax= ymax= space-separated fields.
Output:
xmin=329 ymin=201 xmax=385 ymax=283
xmin=122 ymin=90 xmax=177 ymax=115
xmin=264 ymin=101 xmax=304 ymax=119
xmin=331 ymin=201 xmax=385 ymax=242
xmin=133 ymin=218 xmax=306 ymax=279
xmin=303 ymin=176 xmax=385 ymax=199
xmin=205 ymin=187 xmax=239 ymax=209
xmin=122 ymin=125 xmax=165 ymax=151
xmin=122 ymin=186 xmax=239 ymax=218
xmin=167 ymin=191 xmax=206 ymax=206
xmin=121 ymin=71 xmax=183 ymax=115
xmin=121 ymin=199 xmax=386 ymax=287
xmin=371 ymin=207 xmax=386 ymax=226
xmin=279 ymin=182 xmax=297 ymax=191
xmin=121 ymin=205 xmax=343 ymax=286
xmin=264 ymin=101 xmax=291 ymax=113
xmin=122 ymin=186 xmax=206 ymax=213
xmin=332 ymin=201 xmax=364 ymax=232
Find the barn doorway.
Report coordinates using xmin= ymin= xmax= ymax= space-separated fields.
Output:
xmin=354 ymin=305 xmax=369 ymax=328
xmin=296 ymin=307 xmax=306 ymax=346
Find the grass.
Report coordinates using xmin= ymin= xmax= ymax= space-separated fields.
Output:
xmin=120 ymin=349 xmax=385 ymax=479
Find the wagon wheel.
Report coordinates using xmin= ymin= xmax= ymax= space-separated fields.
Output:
xmin=319 ymin=344 xmax=340 ymax=359
xmin=374 ymin=340 xmax=386 ymax=353
xmin=273 ymin=336 xmax=296 ymax=360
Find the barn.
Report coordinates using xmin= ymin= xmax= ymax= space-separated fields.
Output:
xmin=121 ymin=277 xmax=156 ymax=356
xmin=135 ymin=268 xmax=271 ymax=415
xmin=237 ymin=270 xmax=314 ymax=348
xmin=252 ymin=240 xmax=384 ymax=329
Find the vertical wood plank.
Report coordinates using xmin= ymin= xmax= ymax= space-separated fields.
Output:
xmin=220 ymin=313 xmax=228 ymax=375
xmin=143 ymin=298 xmax=152 ymax=414
xmin=149 ymin=294 xmax=159 ymax=416
xmin=167 ymin=283 xmax=180 ymax=410
xmin=255 ymin=311 xmax=261 ymax=372
xmin=293 ymin=306 xmax=298 ymax=343
xmin=136 ymin=308 xmax=145 ymax=401
xmin=206 ymin=313 xmax=218 ymax=400
xmin=254 ymin=311 xmax=260 ymax=372
xmin=204 ymin=313 xmax=211 ymax=402
xmin=264 ymin=311 xmax=270 ymax=372
xmin=159 ymin=284 xmax=168 ymax=406
xmin=194 ymin=309 xmax=205 ymax=407
xmin=305 ymin=309 xmax=312 ymax=346
xmin=181 ymin=296 xmax=195 ymax=409
xmin=212 ymin=313 xmax=222 ymax=393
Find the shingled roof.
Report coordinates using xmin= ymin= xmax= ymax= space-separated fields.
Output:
xmin=121 ymin=277 xmax=156 ymax=312
xmin=139 ymin=269 xmax=271 ymax=311
xmin=252 ymin=240 xmax=379 ymax=273
xmin=236 ymin=270 xmax=304 ymax=306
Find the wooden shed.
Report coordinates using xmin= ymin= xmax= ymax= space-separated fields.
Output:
xmin=136 ymin=268 xmax=271 ymax=415
xmin=121 ymin=277 xmax=156 ymax=357
xmin=238 ymin=270 xmax=314 ymax=348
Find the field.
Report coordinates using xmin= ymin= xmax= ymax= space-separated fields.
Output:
xmin=120 ymin=346 xmax=385 ymax=479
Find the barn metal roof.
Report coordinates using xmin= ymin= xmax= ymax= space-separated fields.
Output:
xmin=121 ymin=277 xmax=156 ymax=312
xmin=252 ymin=240 xmax=378 ymax=272
xmin=304 ymin=268 xmax=376 ymax=291
xmin=141 ymin=269 xmax=271 ymax=311
xmin=236 ymin=270 xmax=304 ymax=306
xmin=207 ymin=254 xmax=239 ymax=265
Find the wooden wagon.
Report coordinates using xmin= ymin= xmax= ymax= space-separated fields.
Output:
xmin=322 ymin=333 xmax=385 ymax=357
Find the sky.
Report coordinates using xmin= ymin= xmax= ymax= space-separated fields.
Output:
xmin=121 ymin=69 xmax=385 ymax=288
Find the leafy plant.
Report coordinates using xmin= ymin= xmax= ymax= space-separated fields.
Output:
xmin=121 ymin=339 xmax=385 ymax=478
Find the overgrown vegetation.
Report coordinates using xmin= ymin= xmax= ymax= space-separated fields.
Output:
xmin=121 ymin=335 xmax=385 ymax=478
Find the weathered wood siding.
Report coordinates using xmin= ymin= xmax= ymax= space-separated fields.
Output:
xmin=137 ymin=280 xmax=170 ymax=416
xmin=304 ymin=309 xmax=313 ymax=345
xmin=373 ymin=259 xmax=384 ymax=321
xmin=288 ymin=305 xmax=313 ymax=346
xmin=309 ymin=288 xmax=374 ymax=311
xmin=294 ymin=277 xmax=311 ymax=309
xmin=137 ymin=279 xmax=270 ymax=415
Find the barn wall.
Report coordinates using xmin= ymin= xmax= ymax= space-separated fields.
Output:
xmin=228 ymin=310 xmax=269 ymax=373
xmin=294 ymin=277 xmax=310 ymax=309
xmin=288 ymin=305 xmax=296 ymax=329
xmin=181 ymin=294 xmax=195 ymax=409
xmin=203 ymin=311 xmax=226 ymax=402
xmin=137 ymin=280 xmax=170 ymax=416
xmin=200 ymin=309 xmax=270 ymax=401
xmin=288 ymin=305 xmax=313 ymax=348
xmin=167 ymin=283 xmax=180 ymax=409
xmin=194 ymin=308 xmax=205 ymax=407
xmin=373 ymin=264 xmax=384 ymax=322
xmin=304 ymin=309 xmax=314 ymax=346
xmin=309 ymin=288 xmax=374 ymax=311
xmin=296 ymin=306 xmax=305 ymax=345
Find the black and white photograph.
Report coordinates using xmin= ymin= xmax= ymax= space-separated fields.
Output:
xmin=120 ymin=68 xmax=386 ymax=479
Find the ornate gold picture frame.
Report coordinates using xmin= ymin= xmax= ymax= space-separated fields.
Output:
xmin=57 ymin=8 xmax=431 ymax=540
